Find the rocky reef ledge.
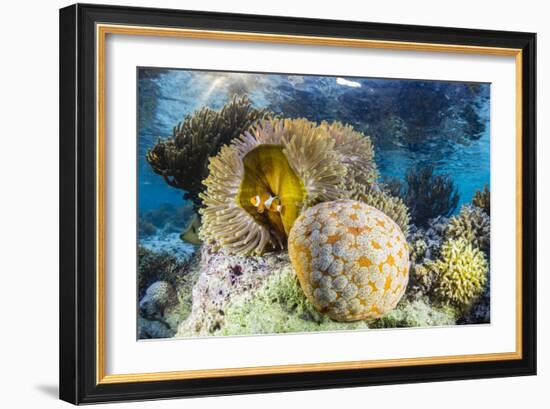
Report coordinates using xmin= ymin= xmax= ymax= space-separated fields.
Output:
xmin=139 ymin=242 xmax=463 ymax=339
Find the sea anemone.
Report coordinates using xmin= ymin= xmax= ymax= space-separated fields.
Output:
xmin=199 ymin=118 xmax=377 ymax=256
xmin=288 ymin=199 xmax=410 ymax=321
xmin=323 ymin=121 xmax=378 ymax=196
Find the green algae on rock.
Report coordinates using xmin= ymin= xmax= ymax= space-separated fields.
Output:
xmin=368 ymin=298 xmax=457 ymax=328
xmin=217 ymin=267 xmax=370 ymax=336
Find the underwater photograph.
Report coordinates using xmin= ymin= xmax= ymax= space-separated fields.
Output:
xmin=137 ymin=67 xmax=491 ymax=340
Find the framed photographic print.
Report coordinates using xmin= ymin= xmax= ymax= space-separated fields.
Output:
xmin=59 ymin=3 xmax=537 ymax=404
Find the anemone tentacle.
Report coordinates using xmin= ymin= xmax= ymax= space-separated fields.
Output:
xmin=200 ymin=118 xmax=378 ymax=256
xmin=199 ymin=145 xmax=282 ymax=255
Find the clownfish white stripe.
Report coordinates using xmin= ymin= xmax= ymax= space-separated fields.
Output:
xmin=264 ymin=196 xmax=275 ymax=207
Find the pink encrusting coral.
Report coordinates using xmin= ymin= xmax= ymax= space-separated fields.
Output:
xmin=288 ymin=199 xmax=410 ymax=321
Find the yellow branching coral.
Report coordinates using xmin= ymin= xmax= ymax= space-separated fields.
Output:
xmin=199 ymin=118 xmax=377 ymax=256
xmin=426 ymin=238 xmax=488 ymax=309
xmin=355 ymin=189 xmax=410 ymax=236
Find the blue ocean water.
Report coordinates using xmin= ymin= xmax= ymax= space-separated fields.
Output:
xmin=138 ymin=68 xmax=490 ymax=215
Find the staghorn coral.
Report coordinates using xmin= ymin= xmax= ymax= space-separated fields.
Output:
xmin=355 ymin=189 xmax=410 ymax=236
xmin=445 ymin=205 xmax=490 ymax=254
xmin=472 ymin=184 xmax=490 ymax=215
xmin=288 ymin=200 xmax=410 ymax=321
xmin=402 ymin=165 xmax=459 ymax=227
xmin=425 ymin=238 xmax=488 ymax=309
xmin=199 ymin=118 xmax=377 ymax=256
xmin=146 ymin=95 xmax=272 ymax=207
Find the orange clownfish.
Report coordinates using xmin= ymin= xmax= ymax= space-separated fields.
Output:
xmin=250 ymin=193 xmax=283 ymax=214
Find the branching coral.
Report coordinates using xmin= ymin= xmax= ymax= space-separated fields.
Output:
xmin=146 ymin=95 xmax=272 ymax=207
xmin=425 ymin=238 xmax=488 ymax=309
xmin=445 ymin=205 xmax=490 ymax=254
xmin=355 ymin=189 xmax=410 ymax=236
xmin=199 ymin=118 xmax=378 ymax=256
xmin=402 ymin=165 xmax=459 ymax=227
xmin=322 ymin=121 xmax=378 ymax=197
xmin=472 ymin=184 xmax=490 ymax=215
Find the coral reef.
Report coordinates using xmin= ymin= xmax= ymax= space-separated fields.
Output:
xmin=138 ymin=316 xmax=175 ymax=339
xmin=139 ymin=281 xmax=178 ymax=320
xmin=425 ymin=238 xmax=488 ymax=310
xmin=458 ymin=286 xmax=490 ymax=324
xmin=146 ymin=96 xmax=272 ymax=206
xmin=139 ymin=203 xmax=196 ymax=235
xmin=472 ymin=184 xmax=490 ymax=215
xmin=137 ymin=248 xmax=201 ymax=338
xmin=177 ymin=245 xmax=290 ymax=336
xmin=180 ymin=213 xmax=202 ymax=245
xmin=288 ymin=200 xmax=409 ymax=321
xmin=137 ymin=246 xmax=188 ymax=297
xmin=355 ymin=189 xmax=410 ymax=236
xmin=367 ymin=299 xmax=457 ymax=328
xmin=139 ymin=232 xmax=195 ymax=265
xmin=401 ymin=165 xmax=459 ymax=227
xmin=445 ymin=205 xmax=490 ymax=254
xmin=199 ymin=118 xmax=378 ymax=256
xmin=217 ymin=267 xmax=370 ymax=335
